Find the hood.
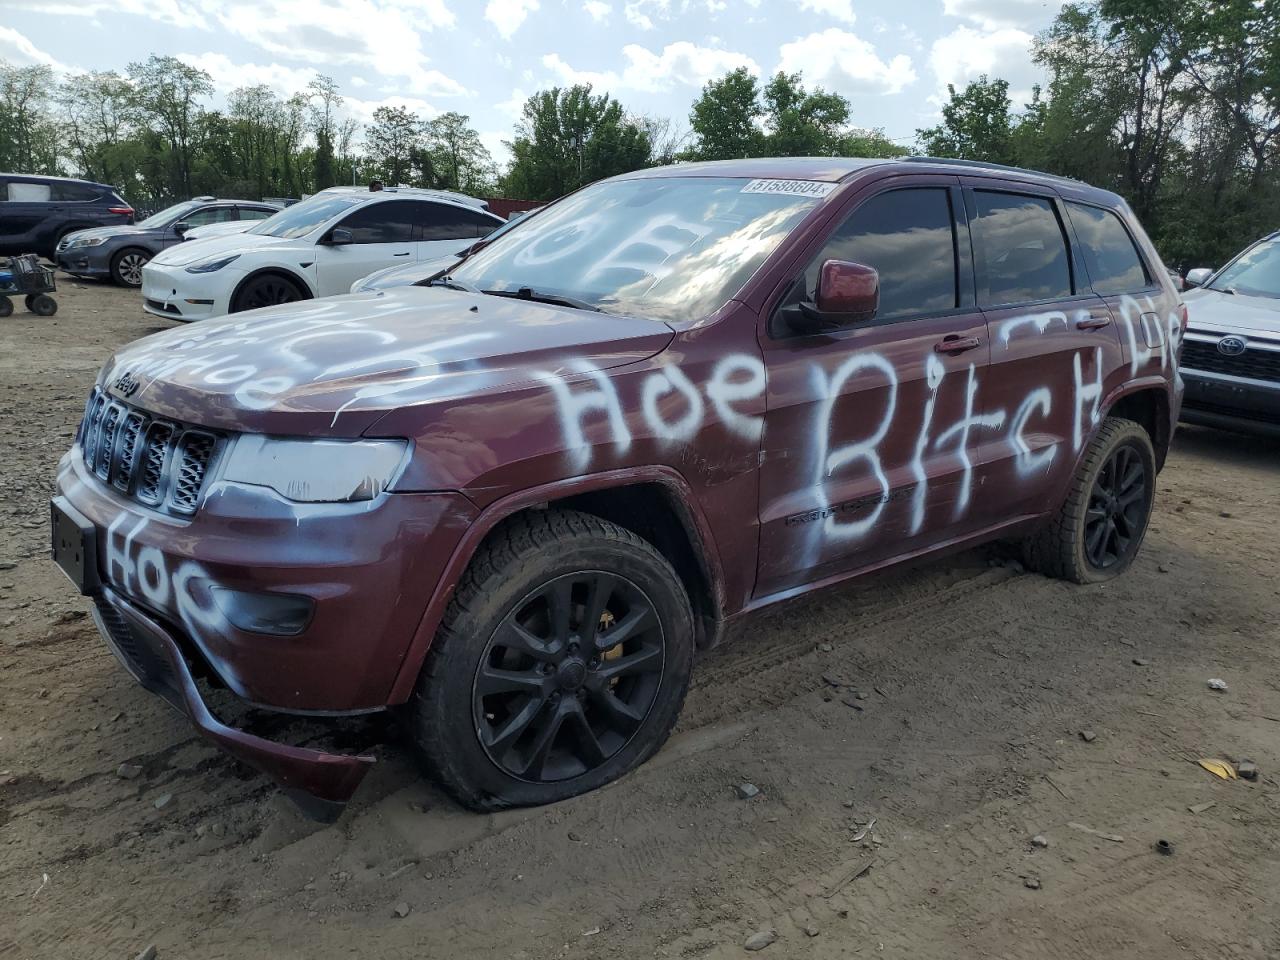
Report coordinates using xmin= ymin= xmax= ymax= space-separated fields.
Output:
xmin=185 ymin=221 xmax=254 ymax=241
xmin=63 ymin=224 xmax=147 ymax=244
xmin=150 ymin=230 xmax=299 ymax=267
xmin=356 ymin=253 xmax=461 ymax=292
xmin=99 ymin=286 xmax=675 ymax=436
xmin=1184 ymin=287 xmax=1280 ymax=339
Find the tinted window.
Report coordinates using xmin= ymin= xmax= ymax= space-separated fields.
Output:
xmin=414 ymin=202 xmax=502 ymax=240
xmin=7 ymin=182 xmax=51 ymax=202
xmin=237 ymin=207 xmax=274 ymax=221
xmin=51 ymin=182 xmax=99 ymax=202
xmin=1067 ymin=201 xmax=1149 ymax=295
xmin=805 ymin=188 xmax=957 ymax=321
xmin=336 ymin=199 xmax=416 ymax=243
xmin=972 ymin=192 xmax=1072 ymax=305
xmin=183 ymin=206 xmax=237 ymax=227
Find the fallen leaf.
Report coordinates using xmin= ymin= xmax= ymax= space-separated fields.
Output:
xmin=1198 ymin=759 xmax=1237 ymax=781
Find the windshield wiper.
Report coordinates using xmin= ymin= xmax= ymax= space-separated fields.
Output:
xmin=484 ymin=286 xmax=602 ymax=312
xmin=425 ymin=276 xmax=483 ymax=295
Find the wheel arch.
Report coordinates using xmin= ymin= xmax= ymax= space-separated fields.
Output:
xmin=1101 ymin=379 xmax=1173 ymax=470
xmin=385 ymin=466 xmax=727 ymax=705
xmin=229 ymin=266 xmax=315 ymax=311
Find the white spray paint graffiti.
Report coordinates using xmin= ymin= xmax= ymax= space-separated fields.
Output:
xmin=537 ymin=299 xmax=1183 ymax=558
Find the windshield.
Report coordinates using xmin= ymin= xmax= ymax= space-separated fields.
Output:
xmin=1209 ymin=237 xmax=1280 ymax=299
xmin=248 ymin=193 xmax=365 ymax=239
xmin=449 ymin=177 xmax=826 ymax=322
xmin=138 ymin=201 xmax=198 ymax=229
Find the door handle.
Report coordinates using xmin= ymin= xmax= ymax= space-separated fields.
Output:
xmin=934 ymin=335 xmax=982 ymax=354
xmin=1076 ymin=314 xmax=1112 ymax=330
xmin=393 ymin=252 xmax=411 ymax=257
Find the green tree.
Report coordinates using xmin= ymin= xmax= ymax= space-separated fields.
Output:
xmin=762 ymin=71 xmax=850 ymax=155
xmin=127 ymin=55 xmax=214 ymax=196
xmin=502 ymin=85 xmax=651 ymax=200
xmin=307 ymin=75 xmax=343 ymax=190
xmin=0 ymin=61 xmax=61 ymax=173
xmin=364 ymin=105 xmax=422 ymax=185
xmin=916 ymin=76 xmax=1016 ymax=163
xmin=688 ymin=67 xmax=763 ymax=160
xmin=425 ymin=111 xmax=494 ymax=193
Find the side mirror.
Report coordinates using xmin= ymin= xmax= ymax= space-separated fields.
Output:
xmin=1185 ymin=267 xmax=1213 ymax=288
xmin=784 ymin=259 xmax=879 ymax=336
xmin=172 ymin=220 xmax=190 ymax=237
xmin=325 ymin=228 xmax=353 ymax=246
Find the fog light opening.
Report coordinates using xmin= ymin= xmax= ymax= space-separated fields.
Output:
xmin=210 ymin=586 xmax=314 ymax=636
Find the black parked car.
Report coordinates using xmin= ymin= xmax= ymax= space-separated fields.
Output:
xmin=0 ymin=174 xmax=135 ymax=259
xmin=56 ymin=197 xmax=282 ymax=287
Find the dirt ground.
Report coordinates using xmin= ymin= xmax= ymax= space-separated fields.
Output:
xmin=2 ymin=279 xmax=1278 ymax=960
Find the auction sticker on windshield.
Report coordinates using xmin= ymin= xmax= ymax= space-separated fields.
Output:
xmin=740 ymin=179 xmax=837 ymax=198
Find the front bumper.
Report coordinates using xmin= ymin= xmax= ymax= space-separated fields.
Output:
xmin=141 ymin=261 xmax=239 ymax=321
xmin=92 ymin=585 xmax=374 ymax=821
xmin=56 ymin=250 xmax=111 ymax=278
xmin=1180 ymin=369 xmax=1280 ymax=435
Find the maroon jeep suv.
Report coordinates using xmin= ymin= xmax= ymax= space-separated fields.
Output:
xmin=52 ymin=157 xmax=1184 ymax=818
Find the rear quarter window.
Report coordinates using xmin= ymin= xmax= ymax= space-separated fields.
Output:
xmin=1066 ymin=201 xmax=1151 ymax=295
xmin=7 ymin=182 xmax=52 ymax=202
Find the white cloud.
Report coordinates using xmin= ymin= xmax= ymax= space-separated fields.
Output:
xmin=485 ymin=0 xmax=540 ymax=39
xmin=180 ymin=52 xmax=319 ymax=98
xmin=943 ymin=0 xmax=1065 ymax=30
xmin=583 ymin=0 xmax=611 ymax=21
xmin=496 ymin=87 xmax=530 ymax=119
xmin=542 ymin=42 xmax=759 ymax=94
xmin=777 ymin=28 xmax=916 ymax=95
xmin=0 ymin=26 xmax=68 ymax=70
xmin=929 ymin=24 xmax=1039 ymax=102
xmin=15 ymin=0 xmax=208 ymax=29
xmin=210 ymin=0 xmax=465 ymax=99
xmin=344 ymin=93 xmax=442 ymax=125
xmin=623 ymin=0 xmax=668 ymax=30
xmin=797 ymin=0 xmax=855 ymax=23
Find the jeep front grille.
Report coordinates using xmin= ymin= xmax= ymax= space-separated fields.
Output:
xmin=77 ymin=388 xmax=224 ymax=516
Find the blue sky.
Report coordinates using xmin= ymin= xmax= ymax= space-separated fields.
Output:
xmin=0 ymin=0 xmax=1068 ymax=165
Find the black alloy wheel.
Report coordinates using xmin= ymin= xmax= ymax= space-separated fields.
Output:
xmin=1084 ymin=444 xmax=1147 ymax=571
xmin=234 ymin=274 xmax=303 ymax=312
xmin=473 ymin=571 xmax=665 ymax=783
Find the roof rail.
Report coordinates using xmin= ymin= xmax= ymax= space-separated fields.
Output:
xmin=901 ymin=156 xmax=1085 ymax=186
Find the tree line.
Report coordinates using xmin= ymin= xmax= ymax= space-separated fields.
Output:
xmin=2 ymin=0 xmax=1276 ymax=269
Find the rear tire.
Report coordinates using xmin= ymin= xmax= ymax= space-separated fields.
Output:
xmin=29 ymin=294 xmax=57 ymax=316
xmin=1023 ymin=417 xmax=1155 ymax=583
xmin=411 ymin=509 xmax=695 ymax=811
xmin=231 ymin=273 xmax=304 ymax=313
xmin=110 ymin=248 xmax=149 ymax=287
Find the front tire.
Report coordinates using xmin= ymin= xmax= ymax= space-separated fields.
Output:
xmin=1024 ymin=417 xmax=1156 ymax=583
xmin=111 ymin=248 xmax=149 ymax=287
xmin=231 ymin=273 xmax=304 ymax=313
xmin=412 ymin=509 xmax=694 ymax=811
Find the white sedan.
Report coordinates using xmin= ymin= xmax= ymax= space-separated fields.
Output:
xmin=141 ymin=186 xmax=503 ymax=321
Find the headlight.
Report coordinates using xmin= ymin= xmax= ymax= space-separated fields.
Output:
xmin=67 ymin=237 xmax=107 ymax=249
xmin=186 ymin=254 xmax=241 ymax=274
xmin=221 ymin=436 xmax=408 ymax=503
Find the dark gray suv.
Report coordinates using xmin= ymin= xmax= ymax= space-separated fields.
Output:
xmin=56 ymin=197 xmax=281 ymax=287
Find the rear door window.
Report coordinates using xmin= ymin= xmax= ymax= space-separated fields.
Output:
xmin=183 ymin=206 xmax=237 ymax=227
xmin=7 ymin=182 xmax=51 ymax=202
xmin=971 ymin=191 xmax=1072 ymax=306
xmin=51 ymin=182 xmax=100 ymax=202
xmin=801 ymin=187 xmax=958 ymax=322
xmin=413 ymin=202 xmax=501 ymax=240
xmin=336 ymin=200 xmax=416 ymax=244
xmin=236 ymin=206 xmax=274 ymax=222
xmin=1066 ymin=201 xmax=1150 ymax=295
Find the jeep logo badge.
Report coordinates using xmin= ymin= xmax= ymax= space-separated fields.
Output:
xmin=112 ymin=371 xmax=141 ymax=398
xmin=1216 ymin=335 xmax=1247 ymax=357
